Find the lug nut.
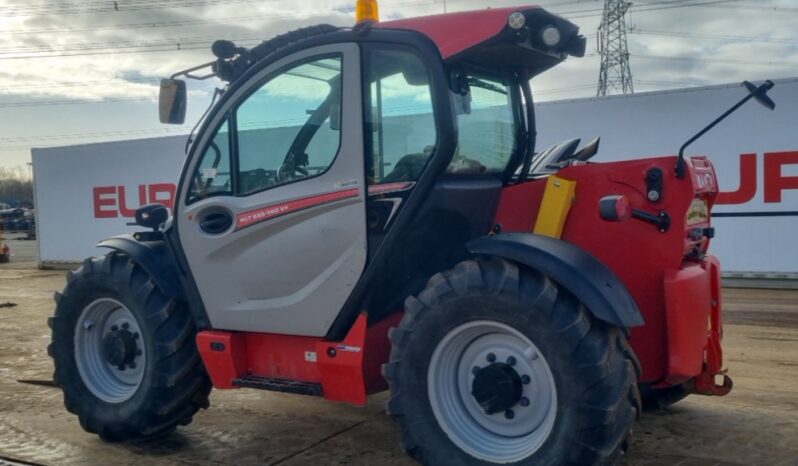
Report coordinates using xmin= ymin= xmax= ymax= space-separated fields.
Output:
xmin=133 ymin=332 xmax=140 ymax=340
xmin=520 ymin=397 xmax=530 ymax=407
xmin=521 ymin=375 xmax=531 ymax=384
xmin=506 ymin=356 xmax=516 ymax=366
xmin=504 ymin=409 xmax=515 ymax=420
xmin=122 ymin=322 xmax=130 ymax=330
xmin=110 ymin=325 xmax=119 ymax=332
xmin=487 ymin=353 xmax=496 ymax=363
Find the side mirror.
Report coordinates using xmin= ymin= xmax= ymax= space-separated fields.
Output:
xmin=159 ymin=78 xmax=187 ymax=124
xmin=135 ymin=204 xmax=169 ymax=231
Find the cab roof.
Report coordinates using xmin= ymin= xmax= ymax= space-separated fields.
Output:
xmin=376 ymin=6 xmax=585 ymax=76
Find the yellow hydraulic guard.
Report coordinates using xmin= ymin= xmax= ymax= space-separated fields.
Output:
xmin=533 ymin=175 xmax=576 ymax=239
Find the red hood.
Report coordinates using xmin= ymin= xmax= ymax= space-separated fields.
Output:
xmin=377 ymin=6 xmax=541 ymax=59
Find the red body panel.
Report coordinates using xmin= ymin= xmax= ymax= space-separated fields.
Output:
xmin=493 ymin=178 xmax=546 ymax=232
xmin=494 ymin=156 xmax=726 ymax=388
xmin=196 ymin=313 xmax=401 ymax=405
xmin=196 ymin=331 xmax=247 ymax=389
xmin=199 ymin=155 xmax=727 ymax=399
xmin=246 ymin=333 xmax=321 ymax=382
xmin=378 ymin=6 xmax=538 ymax=59
xmin=663 ymin=263 xmax=711 ymax=385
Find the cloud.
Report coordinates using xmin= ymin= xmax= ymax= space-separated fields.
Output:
xmin=2 ymin=0 xmax=795 ymax=105
xmin=0 ymin=0 xmax=795 ymax=173
xmin=0 ymin=0 xmax=357 ymax=101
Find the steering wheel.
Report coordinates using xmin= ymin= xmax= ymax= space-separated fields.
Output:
xmin=277 ymin=152 xmax=309 ymax=183
xmin=278 ymin=161 xmax=309 ymax=182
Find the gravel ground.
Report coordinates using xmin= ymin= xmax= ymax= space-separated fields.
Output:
xmin=0 ymin=237 xmax=796 ymax=466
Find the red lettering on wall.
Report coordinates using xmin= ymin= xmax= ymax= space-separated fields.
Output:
xmin=92 ymin=183 xmax=177 ymax=219
xmin=764 ymin=151 xmax=798 ymax=203
xmin=716 ymin=153 xmax=757 ymax=205
xmin=148 ymin=183 xmax=176 ymax=209
xmin=116 ymin=185 xmax=140 ymax=218
xmin=93 ymin=186 xmax=117 ymax=218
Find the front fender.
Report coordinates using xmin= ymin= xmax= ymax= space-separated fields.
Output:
xmin=98 ymin=234 xmax=185 ymax=300
xmin=467 ymin=233 xmax=644 ymax=328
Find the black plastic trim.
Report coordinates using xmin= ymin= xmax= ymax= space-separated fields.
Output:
xmin=325 ymin=31 xmax=458 ymax=340
xmin=164 ymin=226 xmax=211 ymax=328
xmin=518 ymin=79 xmax=537 ymax=181
xmin=233 ymin=375 xmax=323 ymax=396
xmin=467 ymin=233 xmax=645 ymax=328
xmin=98 ymin=235 xmax=184 ymax=300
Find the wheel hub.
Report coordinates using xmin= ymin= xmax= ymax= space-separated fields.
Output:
xmin=74 ymin=298 xmax=146 ymax=403
xmin=428 ymin=321 xmax=558 ymax=463
xmin=472 ymin=362 xmax=523 ymax=415
xmin=102 ymin=328 xmax=138 ymax=370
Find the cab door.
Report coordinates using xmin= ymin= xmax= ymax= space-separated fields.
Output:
xmin=176 ymin=44 xmax=366 ymax=336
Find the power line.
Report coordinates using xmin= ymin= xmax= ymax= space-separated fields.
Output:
xmin=633 ymin=53 xmax=798 ymax=67
xmin=0 ymin=0 xmax=431 ymax=18
xmin=0 ymin=32 xmax=274 ymax=55
xmin=0 ymin=38 xmax=268 ymax=60
xmin=565 ymin=0 xmax=748 ymax=18
xmin=631 ymin=28 xmax=798 ymax=45
xmin=0 ymin=96 xmax=155 ymax=108
xmin=2 ymin=78 xmax=161 ymax=90
xmin=0 ymin=12 xmax=294 ymax=35
xmin=0 ymin=127 xmax=191 ymax=143
xmin=0 ymin=0 xmax=272 ymax=18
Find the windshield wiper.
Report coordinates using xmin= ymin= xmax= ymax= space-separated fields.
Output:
xmin=467 ymin=77 xmax=507 ymax=95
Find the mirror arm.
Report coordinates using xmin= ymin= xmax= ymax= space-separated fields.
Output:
xmin=171 ymin=60 xmax=218 ymax=81
xmin=676 ymin=80 xmax=774 ymax=179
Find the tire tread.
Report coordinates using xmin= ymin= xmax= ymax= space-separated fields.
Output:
xmin=49 ymin=251 xmax=211 ymax=441
xmin=386 ymin=258 xmax=639 ymax=466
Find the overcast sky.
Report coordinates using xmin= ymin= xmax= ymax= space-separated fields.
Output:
xmin=0 ymin=0 xmax=796 ymax=173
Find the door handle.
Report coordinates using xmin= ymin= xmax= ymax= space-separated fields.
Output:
xmin=199 ymin=212 xmax=233 ymax=235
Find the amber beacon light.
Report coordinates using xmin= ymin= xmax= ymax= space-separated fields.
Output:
xmin=356 ymin=0 xmax=380 ymax=24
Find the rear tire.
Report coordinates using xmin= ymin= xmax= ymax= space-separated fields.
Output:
xmin=48 ymin=252 xmax=212 ymax=441
xmin=384 ymin=258 xmax=641 ymax=465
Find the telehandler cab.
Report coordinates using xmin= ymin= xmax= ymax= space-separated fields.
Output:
xmin=49 ymin=2 xmax=776 ymax=464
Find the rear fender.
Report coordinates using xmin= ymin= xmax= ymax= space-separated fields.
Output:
xmin=98 ymin=234 xmax=185 ymax=300
xmin=467 ymin=233 xmax=644 ymax=328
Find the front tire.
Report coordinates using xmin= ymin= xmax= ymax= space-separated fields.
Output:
xmin=384 ymin=258 xmax=641 ymax=465
xmin=48 ymin=252 xmax=212 ymax=441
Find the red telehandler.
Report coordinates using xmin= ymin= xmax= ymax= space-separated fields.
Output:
xmin=49 ymin=2 xmax=776 ymax=464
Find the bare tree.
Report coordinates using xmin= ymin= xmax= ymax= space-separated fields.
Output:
xmin=0 ymin=166 xmax=34 ymax=208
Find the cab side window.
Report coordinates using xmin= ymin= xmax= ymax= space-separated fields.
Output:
xmin=367 ymin=49 xmax=437 ymax=184
xmin=235 ymin=55 xmax=343 ymax=196
xmin=188 ymin=119 xmax=232 ymax=204
xmin=187 ymin=56 xmax=343 ymax=204
xmin=449 ymin=77 xmax=516 ymax=175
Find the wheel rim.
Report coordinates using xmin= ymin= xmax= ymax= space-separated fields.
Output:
xmin=74 ymin=298 xmax=145 ymax=403
xmin=428 ymin=320 xmax=557 ymax=463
